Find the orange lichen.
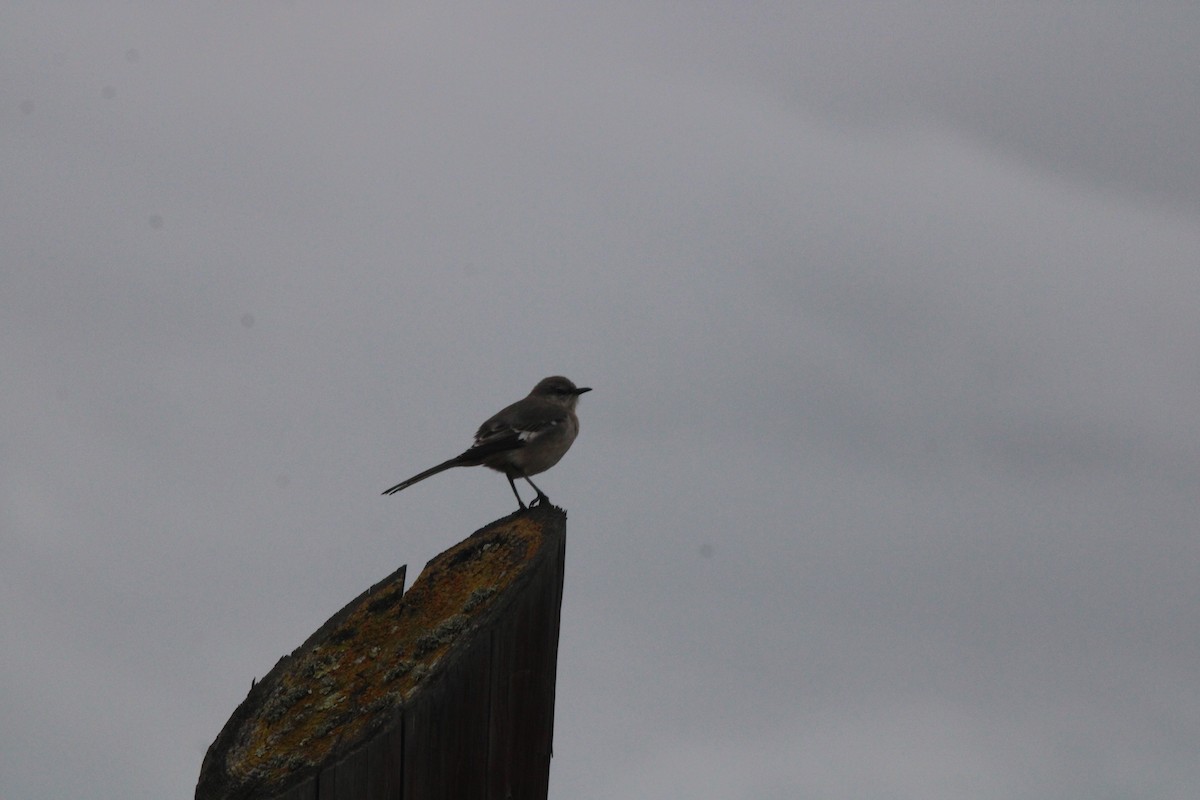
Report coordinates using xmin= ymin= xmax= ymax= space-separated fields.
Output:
xmin=224 ymin=514 xmax=545 ymax=789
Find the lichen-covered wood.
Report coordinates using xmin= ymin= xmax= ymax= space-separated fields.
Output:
xmin=196 ymin=505 xmax=566 ymax=800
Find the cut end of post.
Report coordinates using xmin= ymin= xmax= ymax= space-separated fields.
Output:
xmin=196 ymin=504 xmax=567 ymax=800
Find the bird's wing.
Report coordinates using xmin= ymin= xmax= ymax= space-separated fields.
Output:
xmin=458 ymin=401 xmax=568 ymax=460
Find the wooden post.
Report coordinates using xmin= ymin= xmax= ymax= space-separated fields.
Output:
xmin=195 ymin=505 xmax=567 ymax=800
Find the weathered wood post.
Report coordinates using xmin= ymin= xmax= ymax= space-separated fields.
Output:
xmin=195 ymin=505 xmax=567 ymax=800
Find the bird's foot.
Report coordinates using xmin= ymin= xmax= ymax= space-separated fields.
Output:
xmin=529 ymin=492 xmax=550 ymax=508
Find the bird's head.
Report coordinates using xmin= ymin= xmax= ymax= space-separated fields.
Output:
xmin=531 ymin=375 xmax=592 ymax=408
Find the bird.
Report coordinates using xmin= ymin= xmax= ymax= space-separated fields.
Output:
xmin=383 ymin=376 xmax=591 ymax=509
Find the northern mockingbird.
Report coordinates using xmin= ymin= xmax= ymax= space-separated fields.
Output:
xmin=383 ymin=376 xmax=591 ymax=509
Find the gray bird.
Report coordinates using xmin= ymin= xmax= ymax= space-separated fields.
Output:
xmin=383 ymin=376 xmax=591 ymax=509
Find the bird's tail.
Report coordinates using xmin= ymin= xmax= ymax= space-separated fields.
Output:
xmin=382 ymin=457 xmax=463 ymax=495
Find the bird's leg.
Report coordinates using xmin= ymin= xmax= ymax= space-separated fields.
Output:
xmin=507 ymin=474 xmax=528 ymax=510
xmin=524 ymin=476 xmax=550 ymax=507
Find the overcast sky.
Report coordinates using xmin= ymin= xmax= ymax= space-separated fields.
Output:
xmin=4 ymin=4 xmax=1200 ymax=798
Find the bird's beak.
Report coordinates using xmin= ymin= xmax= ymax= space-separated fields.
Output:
xmin=575 ymin=387 xmax=592 ymax=394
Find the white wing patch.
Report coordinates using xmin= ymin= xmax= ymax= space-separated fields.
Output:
xmin=518 ymin=417 xmax=561 ymax=441
xmin=472 ymin=415 xmax=562 ymax=449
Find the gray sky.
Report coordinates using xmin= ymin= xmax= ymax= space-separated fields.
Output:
xmin=4 ymin=4 xmax=1200 ymax=798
